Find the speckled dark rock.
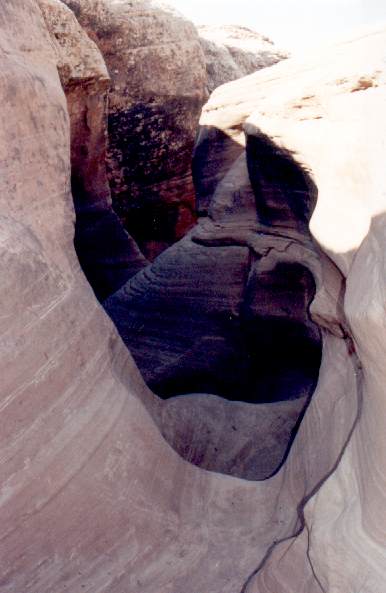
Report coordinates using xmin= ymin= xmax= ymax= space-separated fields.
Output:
xmin=62 ymin=0 xmax=208 ymax=259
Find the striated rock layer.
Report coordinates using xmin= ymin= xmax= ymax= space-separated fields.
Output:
xmin=105 ymin=130 xmax=323 ymax=478
xmin=1 ymin=2 xmax=386 ymax=592
xmin=198 ymin=24 xmax=288 ymax=93
xmin=62 ymin=0 xmax=208 ymax=260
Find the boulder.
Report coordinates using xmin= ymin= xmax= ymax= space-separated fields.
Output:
xmin=62 ymin=0 xmax=208 ymax=259
xmin=198 ymin=24 xmax=288 ymax=93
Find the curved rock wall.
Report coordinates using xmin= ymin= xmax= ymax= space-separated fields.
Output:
xmin=0 ymin=2 xmax=315 ymax=590
xmin=238 ymin=27 xmax=386 ymax=593
xmin=2 ymin=1 xmax=386 ymax=591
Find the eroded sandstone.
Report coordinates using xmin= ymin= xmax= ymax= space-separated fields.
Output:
xmin=2 ymin=1 xmax=386 ymax=591
xmin=105 ymin=51 xmax=322 ymax=479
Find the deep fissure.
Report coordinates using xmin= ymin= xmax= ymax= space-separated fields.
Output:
xmin=73 ymin=119 xmax=323 ymax=481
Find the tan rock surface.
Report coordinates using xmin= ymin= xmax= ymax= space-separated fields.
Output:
xmin=1 ymin=3 xmax=386 ymax=592
xmin=198 ymin=23 xmax=386 ymax=593
xmin=62 ymin=0 xmax=208 ymax=259
xmin=198 ymin=24 xmax=288 ymax=93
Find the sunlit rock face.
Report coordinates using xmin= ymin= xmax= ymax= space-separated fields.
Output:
xmin=1 ymin=1 xmax=386 ymax=591
xmin=62 ymin=0 xmax=208 ymax=260
xmin=236 ymin=29 xmax=386 ymax=593
xmin=198 ymin=24 xmax=288 ymax=93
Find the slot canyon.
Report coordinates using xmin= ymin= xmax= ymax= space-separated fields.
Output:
xmin=1 ymin=1 xmax=386 ymax=592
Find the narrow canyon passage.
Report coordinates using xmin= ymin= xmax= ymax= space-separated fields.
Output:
xmin=3 ymin=3 xmax=385 ymax=592
xmin=53 ymin=0 xmax=322 ymax=483
xmin=98 ymin=125 xmax=323 ymax=480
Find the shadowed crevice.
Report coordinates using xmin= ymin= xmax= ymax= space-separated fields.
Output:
xmin=103 ymin=125 xmax=323 ymax=480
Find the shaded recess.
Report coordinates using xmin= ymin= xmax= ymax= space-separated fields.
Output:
xmin=102 ymin=125 xmax=323 ymax=479
xmin=106 ymin=247 xmax=320 ymax=405
xmin=192 ymin=126 xmax=245 ymax=215
xmin=62 ymin=78 xmax=148 ymax=302
xmin=246 ymin=131 xmax=318 ymax=229
xmin=240 ymin=262 xmax=321 ymax=403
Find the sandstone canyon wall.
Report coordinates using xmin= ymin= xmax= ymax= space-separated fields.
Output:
xmin=1 ymin=1 xmax=386 ymax=592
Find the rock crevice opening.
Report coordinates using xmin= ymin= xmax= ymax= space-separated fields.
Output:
xmin=3 ymin=2 xmax=385 ymax=591
xmin=104 ymin=123 xmax=323 ymax=480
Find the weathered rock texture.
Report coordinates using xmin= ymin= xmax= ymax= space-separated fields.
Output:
xmin=2 ymin=1 xmax=386 ymax=592
xmin=105 ymin=168 xmax=322 ymax=478
xmin=198 ymin=24 xmax=288 ymax=93
xmin=38 ymin=0 xmax=148 ymax=300
xmin=62 ymin=0 xmax=208 ymax=260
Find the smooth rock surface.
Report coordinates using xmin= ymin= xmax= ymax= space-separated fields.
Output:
xmin=241 ymin=28 xmax=386 ymax=593
xmin=198 ymin=24 xmax=288 ymax=93
xmin=0 ymin=3 xmax=291 ymax=591
xmin=160 ymin=393 xmax=307 ymax=480
xmin=2 ymin=3 xmax=386 ymax=592
xmin=62 ymin=0 xmax=208 ymax=259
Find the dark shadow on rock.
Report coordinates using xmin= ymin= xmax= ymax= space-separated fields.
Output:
xmin=192 ymin=125 xmax=245 ymax=215
xmin=64 ymin=76 xmax=149 ymax=302
xmin=108 ymin=99 xmax=201 ymax=259
xmin=247 ymin=131 xmax=318 ymax=230
xmin=106 ymin=125 xmax=322 ymax=404
xmin=74 ymin=208 xmax=148 ymax=301
xmin=103 ymin=123 xmax=324 ymax=479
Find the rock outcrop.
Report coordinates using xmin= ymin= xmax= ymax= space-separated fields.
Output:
xmin=198 ymin=24 xmax=288 ymax=93
xmin=38 ymin=0 xmax=148 ymax=300
xmin=105 ymin=142 xmax=323 ymax=478
xmin=62 ymin=0 xmax=208 ymax=259
xmin=2 ymin=1 xmax=386 ymax=592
